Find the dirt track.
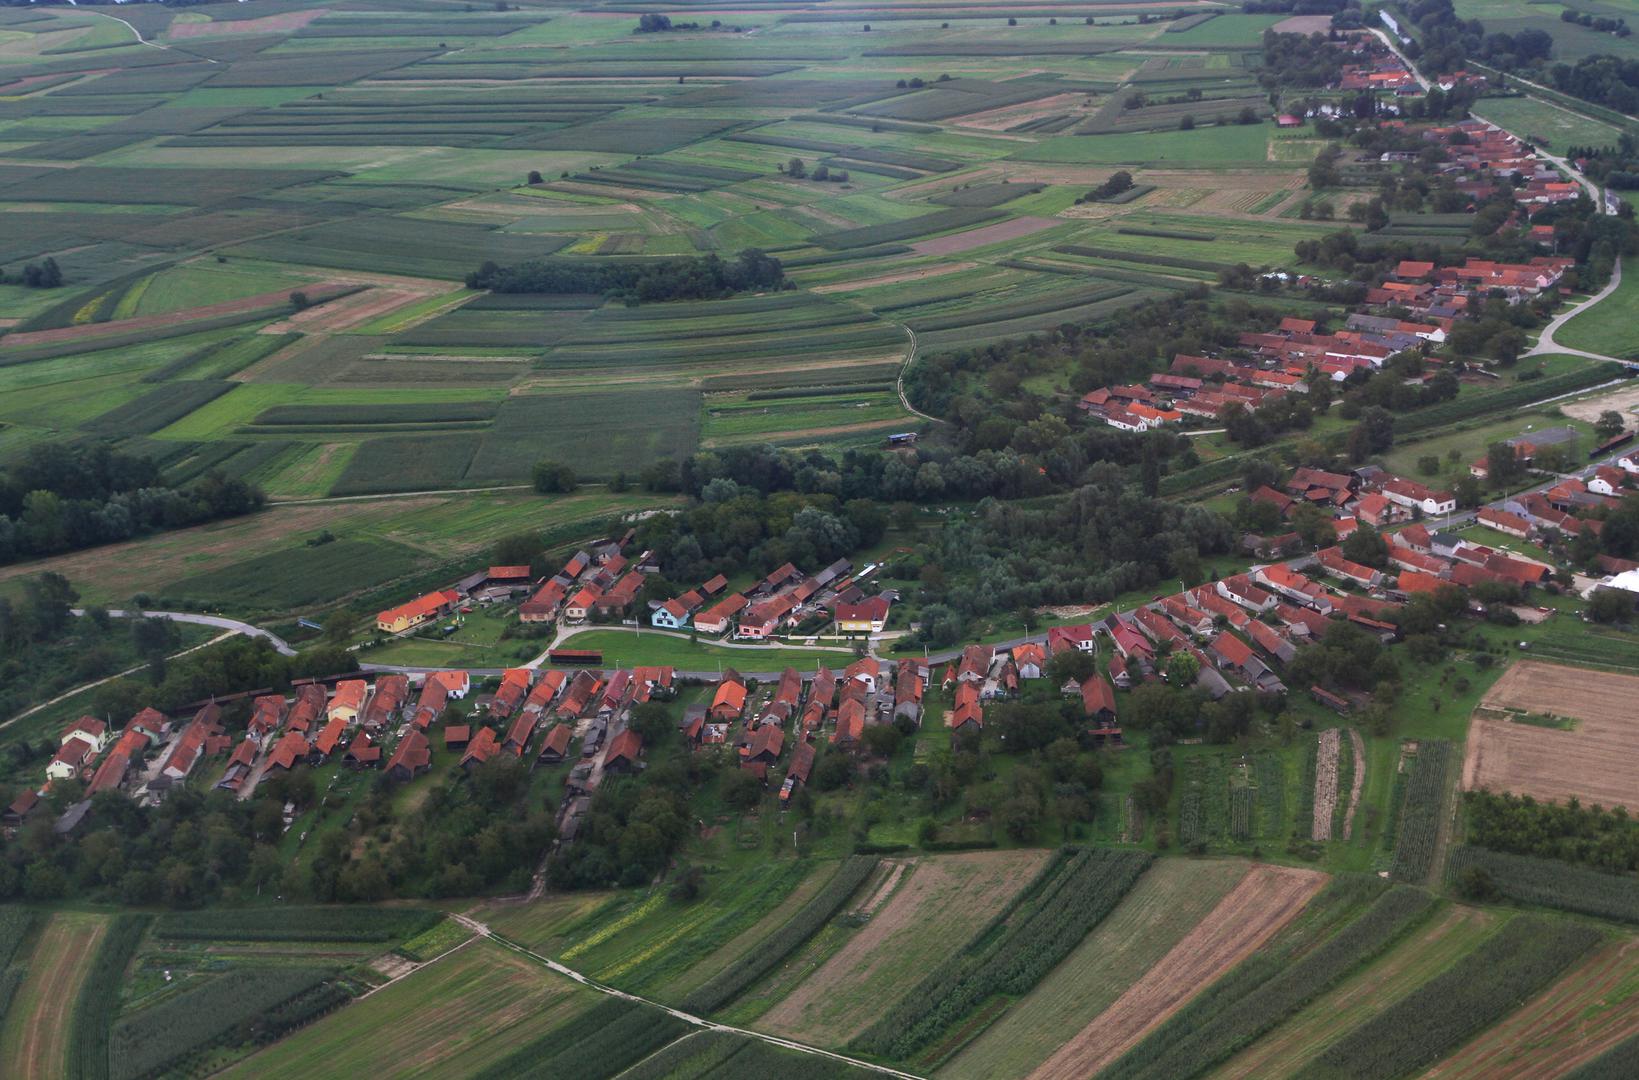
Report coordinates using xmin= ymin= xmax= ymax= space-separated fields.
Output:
xmin=1026 ymin=864 xmax=1326 ymax=1080
xmin=1462 ymin=661 xmax=1639 ymax=809
xmin=1312 ymin=728 xmax=1340 ymax=841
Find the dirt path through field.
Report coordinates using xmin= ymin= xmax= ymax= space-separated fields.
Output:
xmin=1027 ymin=864 xmax=1327 ymax=1080
xmin=0 ymin=912 xmax=108 ymax=1080
xmin=1342 ymin=728 xmax=1366 ymax=840
xmin=758 ymin=850 xmax=1047 ymax=1045
xmin=1419 ymin=939 xmax=1639 ymax=1080
xmin=1312 ymin=728 xmax=1340 ymax=841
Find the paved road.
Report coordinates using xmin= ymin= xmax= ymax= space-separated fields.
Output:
xmin=450 ymin=912 xmax=926 ymax=1080
xmin=72 ymin=609 xmax=298 ymax=656
xmin=1527 ymin=258 xmax=1629 ymax=362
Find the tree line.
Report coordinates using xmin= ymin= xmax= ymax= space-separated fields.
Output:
xmin=465 ymin=248 xmax=786 ymax=304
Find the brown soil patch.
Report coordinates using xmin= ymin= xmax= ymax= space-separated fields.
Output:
xmin=910 ymin=215 xmax=1058 ymax=256
xmin=1560 ymin=382 xmax=1639 ymax=423
xmin=810 ymin=261 xmax=977 ymax=294
xmin=1027 ymin=864 xmax=1327 ymax=1080
xmin=1341 ymin=728 xmax=1365 ymax=840
xmin=1312 ymin=728 xmax=1340 ymax=841
xmin=1423 ymin=939 xmax=1639 ymax=1080
xmin=0 ymin=283 xmax=350 ymax=350
xmin=264 ymin=287 xmax=437 ymax=334
xmin=1463 ymin=661 xmax=1639 ymax=809
xmin=167 ymin=9 xmax=328 ymax=38
xmin=0 ymin=913 xmax=108 ymax=1080
xmin=853 ymin=859 xmax=908 ymax=917
xmin=759 ymin=850 xmax=1049 ymax=1045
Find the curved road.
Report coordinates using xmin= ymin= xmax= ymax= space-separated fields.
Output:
xmin=1526 ymin=257 xmax=1629 ymax=362
xmin=72 ymin=608 xmax=297 ymax=656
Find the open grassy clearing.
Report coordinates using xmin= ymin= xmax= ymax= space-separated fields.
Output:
xmin=1556 ymin=255 xmax=1639 ymax=357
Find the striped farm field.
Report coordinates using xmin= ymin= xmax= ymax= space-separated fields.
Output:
xmin=761 ymin=850 xmax=1051 ymax=1047
xmin=1028 ymin=864 xmax=1328 ymax=1080
xmin=0 ymin=912 xmax=107 ymax=1080
xmin=222 ymin=939 xmax=592 ymax=1079
xmin=942 ymin=858 xmax=1250 ymax=1080
xmin=1209 ymin=905 xmax=1500 ymax=1080
xmin=1419 ymin=939 xmax=1639 ymax=1080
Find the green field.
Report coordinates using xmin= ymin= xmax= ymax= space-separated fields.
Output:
xmin=1556 ymin=256 xmax=1639 ymax=357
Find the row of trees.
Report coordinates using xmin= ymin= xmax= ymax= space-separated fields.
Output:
xmin=0 ymin=257 xmax=62 ymax=289
xmin=466 ymin=249 xmax=786 ymax=304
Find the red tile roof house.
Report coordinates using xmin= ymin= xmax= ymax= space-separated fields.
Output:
xmin=376 ymin=588 xmax=460 ymax=635
xmin=520 ymin=670 xmax=567 ymax=720
xmin=1253 ymin=565 xmax=1333 ymax=613
xmin=363 ymin=675 xmax=408 ymax=731
xmin=1216 ymin=575 xmax=1278 ymax=613
xmin=344 ymin=733 xmax=381 ymax=769
xmin=309 ymin=716 xmax=348 ymax=765
xmin=603 ymin=730 xmax=643 ymax=774
xmin=651 ymin=592 xmax=701 ymax=630
xmin=1011 ymin=642 xmax=1046 ymax=679
xmin=385 ymin=729 xmax=432 ymax=782
xmin=781 ymin=741 xmax=817 ymax=804
xmin=1396 ymin=570 xmax=1445 ymax=596
xmin=1317 ymin=547 xmax=1384 ymax=590
xmin=488 ymin=668 xmax=532 ymax=721
xmin=46 ymin=737 xmax=95 ymax=782
xmin=155 ymin=704 xmax=225 ymax=788
xmin=1378 ymin=476 xmax=1457 ymax=516
xmin=1191 ymin=585 xmax=1251 ymax=628
xmin=1589 ymin=466 xmax=1629 ymax=497
xmin=61 ymin=716 xmax=108 ymax=754
xmin=1354 ymin=492 xmax=1406 ymax=528
xmin=502 ymin=706 xmax=538 ymax=757
xmin=1245 ymin=619 xmax=1297 ymax=665
xmin=742 ymin=723 xmax=785 ymax=768
xmin=519 ymin=579 xmax=567 ymax=623
xmin=327 ymin=679 xmax=368 ymax=723
xmin=247 ymin=694 xmax=286 ymax=741
xmin=445 ymin=725 xmax=472 ymax=751
xmin=287 ymin=684 xmax=325 ymax=734
xmin=1275 ymin=602 xmax=1332 ymax=639
xmin=948 ymin=682 xmax=983 ymax=734
xmin=555 ymin=672 xmax=603 ymax=721
xmin=266 ymin=729 xmax=311 ymax=773
xmin=411 ymin=678 xmax=448 ymax=729
xmin=537 ymin=724 xmax=573 ymax=764
xmin=1047 ymin=624 xmax=1095 ymax=654
xmin=693 ymin=593 xmax=748 ymax=636
xmin=836 ymin=595 xmax=892 ymax=634
xmin=594 ymin=572 xmax=646 ymax=617
xmin=1079 ymin=676 xmax=1117 ymax=725
xmin=1159 ymin=595 xmax=1214 ymax=637
xmin=711 ymin=678 xmax=748 ymax=721
xmin=564 ymin=585 xmax=601 ymax=623
xmin=216 ymin=738 xmax=259 ymax=793
xmin=461 ymin=727 xmax=503 ymax=770
xmin=736 ymin=595 xmax=795 ymax=640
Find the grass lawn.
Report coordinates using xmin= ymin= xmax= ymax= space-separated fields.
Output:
xmin=1555 ymin=255 xmax=1639 ymax=357
xmin=556 ymin=628 xmax=854 ymax=672
xmin=1473 ymin=95 xmax=1623 ymax=151
xmin=1015 ymin=124 xmax=1277 ymax=166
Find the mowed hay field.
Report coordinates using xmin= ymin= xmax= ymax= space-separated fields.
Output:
xmin=1028 ymin=864 xmax=1327 ymax=1080
xmin=759 ymin=850 xmax=1049 ymax=1046
xmin=222 ymin=938 xmax=590 ymax=1079
xmin=0 ymin=912 xmax=107 ymax=1080
xmin=942 ymin=858 xmax=1250 ymax=1080
xmin=1462 ymin=661 xmax=1639 ymax=810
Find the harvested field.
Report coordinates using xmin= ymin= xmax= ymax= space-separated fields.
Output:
xmin=1342 ymin=728 xmax=1365 ymax=840
xmin=0 ymin=912 xmax=107 ymax=1080
xmin=810 ymin=261 xmax=977 ymax=294
xmin=758 ymin=850 xmax=1047 ymax=1046
xmin=910 ymin=215 xmax=1059 ymax=256
xmin=1463 ymin=661 xmax=1639 ymax=810
xmin=1420 ymin=939 xmax=1639 ymax=1080
xmin=1312 ymin=727 xmax=1340 ymax=842
xmin=1027 ymin=864 xmax=1327 ymax=1080
xmin=1272 ymin=15 xmax=1335 ymax=33
xmin=945 ymin=858 xmax=1248 ymax=1080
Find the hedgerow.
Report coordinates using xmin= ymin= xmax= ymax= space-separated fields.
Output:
xmin=1389 ymin=740 xmax=1453 ymax=883
xmin=1565 ymin=1030 xmax=1639 ymax=1080
xmin=850 ymin=847 xmax=1152 ymax=1060
xmin=155 ymin=906 xmax=439 ymax=943
xmin=680 ymin=855 xmax=878 ymax=1013
xmin=1447 ymin=846 xmax=1639 ymax=924
xmin=68 ymin=914 xmax=150 ymax=1080
xmin=1102 ymin=883 xmax=1435 ymax=1080
xmin=1313 ymin=916 xmax=1602 ymax=1080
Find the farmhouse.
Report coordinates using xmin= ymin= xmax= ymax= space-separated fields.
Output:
xmin=376 ymin=589 xmax=459 ymax=634
xmin=385 ymin=730 xmax=432 ymax=782
xmin=538 ymin=724 xmax=573 ymax=764
xmin=694 ymin=593 xmax=748 ymax=636
xmin=490 ymin=668 xmax=532 ymax=720
xmin=328 ymin=679 xmax=368 ymax=723
xmin=836 ymin=595 xmax=892 ymax=634
xmin=604 ymin=730 xmax=643 ymax=774
xmin=363 ymin=675 xmax=408 ymax=730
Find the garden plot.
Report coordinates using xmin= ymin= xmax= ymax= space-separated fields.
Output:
xmin=1462 ymin=661 xmax=1639 ymax=810
xmin=1311 ymin=728 xmax=1339 ymax=842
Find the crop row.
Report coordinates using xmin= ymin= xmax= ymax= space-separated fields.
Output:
xmin=474 ymin=995 xmax=690 ymax=1080
xmin=110 ymin=968 xmax=333 ymax=1080
xmin=68 ymin=914 xmax=150 ymax=1080
xmin=1316 ymin=916 xmax=1602 ymax=1080
xmin=816 ymin=208 xmax=1004 ymax=251
xmin=1102 ymin=884 xmax=1435 ymax=1080
xmin=1447 ymin=845 xmax=1639 ymax=924
xmin=0 ymin=907 xmax=37 ymax=1028
xmin=253 ymin=402 xmax=499 ymax=427
xmin=1566 ymin=1031 xmax=1639 ymax=1080
xmin=155 ymin=906 xmax=440 ymax=943
xmin=850 ymin=847 xmax=1152 ymax=1060
xmin=1389 ymin=739 xmax=1453 ymax=883
xmin=1053 ymin=244 xmax=1234 ymax=274
xmin=679 ymin=855 xmax=878 ymax=1014
xmin=903 ymin=285 xmax=1129 ymax=333
xmin=1255 ymin=752 xmax=1286 ymax=837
